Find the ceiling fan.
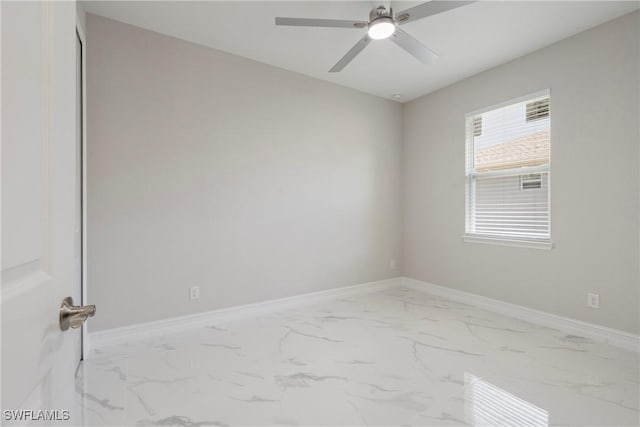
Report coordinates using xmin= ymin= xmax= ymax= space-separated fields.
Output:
xmin=275 ymin=1 xmax=475 ymax=72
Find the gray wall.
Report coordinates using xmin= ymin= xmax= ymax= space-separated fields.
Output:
xmin=77 ymin=1 xmax=86 ymax=32
xmin=403 ymin=11 xmax=639 ymax=334
xmin=86 ymin=14 xmax=403 ymax=331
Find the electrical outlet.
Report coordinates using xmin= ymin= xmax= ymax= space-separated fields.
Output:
xmin=587 ymin=293 xmax=599 ymax=309
xmin=190 ymin=286 xmax=200 ymax=300
xmin=389 ymin=259 xmax=396 ymax=271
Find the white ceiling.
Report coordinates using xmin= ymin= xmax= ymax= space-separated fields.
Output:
xmin=82 ymin=1 xmax=638 ymax=102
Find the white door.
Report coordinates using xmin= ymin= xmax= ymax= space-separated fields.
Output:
xmin=2 ymin=1 xmax=88 ymax=423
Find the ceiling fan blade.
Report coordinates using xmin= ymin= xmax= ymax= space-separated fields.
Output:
xmin=275 ymin=17 xmax=367 ymax=29
xmin=395 ymin=1 xmax=475 ymax=25
xmin=390 ymin=28 xmax=438 ymax=64
xmin=329 ymin=34 xmax=372 ymax=73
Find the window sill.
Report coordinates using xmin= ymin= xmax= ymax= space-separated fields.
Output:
xmin=463 ymin=235 xmax=553 ymax=250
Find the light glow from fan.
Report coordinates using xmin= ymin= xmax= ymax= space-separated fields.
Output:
xmin=368 ymin=17 xmax=395 ymax=40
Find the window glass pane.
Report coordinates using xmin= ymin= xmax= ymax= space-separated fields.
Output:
xmin=472 ymin=96 xmax=550 ymax=172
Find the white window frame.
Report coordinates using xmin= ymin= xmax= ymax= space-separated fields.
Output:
xmin=463 ymin=90 xmax=553 ymax=250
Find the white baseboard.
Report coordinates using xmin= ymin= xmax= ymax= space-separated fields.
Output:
xmin=88 ymin=277 xmax=402 ymax=353
xmin=402 ymin=277 xmax=640 ymax=353
xmin=88 ymin=276 xmax=639 ymax=355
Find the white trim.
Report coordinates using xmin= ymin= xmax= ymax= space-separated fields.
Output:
xmin=88 ymin=278 xmax=401 ymax=353
xmin=402 ymin=277 xmax=639 ymax=353
xmin=463 ymin=235 xmax=553 ymax=250
xmin=469 ymin=164 xmax=549 ymax=179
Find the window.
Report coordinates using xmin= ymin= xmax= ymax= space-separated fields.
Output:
xmin=473 ymin=116 xmax=482 ymax=137
xmin=520 ymin=173 xmax=542 ymax=190
xmin=465 ymin=91 xmax=551 ymax=247
xmin=526 ymin=98 xmax=550 ymax=122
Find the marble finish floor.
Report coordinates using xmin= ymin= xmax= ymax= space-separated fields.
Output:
xmin=76 ymin=286 xmax=639 ymax=426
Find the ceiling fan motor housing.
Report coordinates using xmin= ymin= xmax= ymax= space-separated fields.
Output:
xmin=369 ymin=6 xmax=394 ymax=23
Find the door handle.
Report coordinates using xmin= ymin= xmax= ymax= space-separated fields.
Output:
xmin=59 ymin=296 xmax=96 ymax=331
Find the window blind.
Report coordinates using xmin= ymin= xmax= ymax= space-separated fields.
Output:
xmin=465 ymin=92 xmax=550 ymax=242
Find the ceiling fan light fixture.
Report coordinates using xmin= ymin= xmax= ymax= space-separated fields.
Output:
xmin=275 ymin=0 xmax=475 ymax=72
xmin=367 ymin=17 xmax=395 ymax=40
